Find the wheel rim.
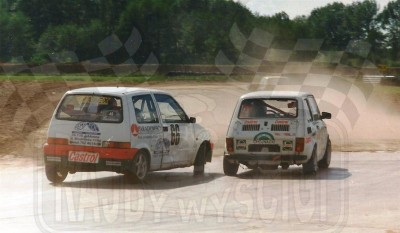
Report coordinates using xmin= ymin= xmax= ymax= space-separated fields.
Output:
xmin=135 ymin=153 xmax=147 ymax=179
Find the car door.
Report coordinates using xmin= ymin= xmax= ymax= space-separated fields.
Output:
xmin=154 ymin=93 xmax=196 ymax=167
xmin=131 ymin=94 xmax=172 ymax=170
xmin=306 ymin=95 xmax=327 ymax=159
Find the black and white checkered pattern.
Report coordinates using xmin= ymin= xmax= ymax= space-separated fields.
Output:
xmin=216 ymin=23 xmax=377 ymax=130
xmin=0 ymin=27 xmax=158 ymax=143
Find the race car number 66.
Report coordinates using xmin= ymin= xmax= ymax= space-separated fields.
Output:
xmin=170 ymin=124 xmax=180 ymax=146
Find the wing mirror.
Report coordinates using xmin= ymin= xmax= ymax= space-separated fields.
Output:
xmin=321 ymin=112 xmax=331 ymax=119
xmin=189 ymin=117 xmax=196 ymax=123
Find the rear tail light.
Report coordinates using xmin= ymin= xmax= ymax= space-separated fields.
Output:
xmin=295 ymin=138 xmax=304 ymax=152
xmin=102 ymin=141 xmax=131 ymax=149
xmin=226 ymin=138 xmax=234 ymax=153
xmin=47 ymin=137 xmax=68 ymax=145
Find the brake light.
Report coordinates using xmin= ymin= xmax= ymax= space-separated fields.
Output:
xmin=295 ymin=138 xmax=304 ymax=152
xmin=226 ymin=138 xmax=234 ymax=153
xmin=102 ymin=141 xmax=131 ymax=149
xmin=47 ymin=137 xmax=68 ymax=145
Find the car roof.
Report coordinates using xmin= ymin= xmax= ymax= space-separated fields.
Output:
xmin=240 ymin=91 xmax=312 ymax=99
xmin=66 ymin=87 xmax=169 ymax=96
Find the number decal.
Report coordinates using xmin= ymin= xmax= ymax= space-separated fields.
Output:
xmin=170 ymin=124 xmax=180 ymax=145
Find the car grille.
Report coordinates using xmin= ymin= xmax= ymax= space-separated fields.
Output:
xmin=271 ymin=124 xmax=289 ymax=131
xmin=242 ymin=124 xmax=260 ymax=131
xmin=248 ymin=144 xmax=280 ymax=152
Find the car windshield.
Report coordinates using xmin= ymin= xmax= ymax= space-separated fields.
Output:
xmin=56 ymin=94 xmax=123 ymax=123
xmin=238 ymin=98 xmax=297 ymax=119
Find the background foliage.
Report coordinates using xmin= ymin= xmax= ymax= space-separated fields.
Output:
xmin=0 ymin=0 xmax=399 ymax=66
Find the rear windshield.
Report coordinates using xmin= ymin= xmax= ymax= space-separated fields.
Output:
xmin=238 ymin=98 xmax=297 ymax=119
xmin=56 ymin=94 xmax=123 ymax=123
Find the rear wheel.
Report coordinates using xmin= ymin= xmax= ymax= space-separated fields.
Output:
xmin=223 ymin=156 xmax=239 ymax=176
xmin=318 ymin=138 xmax=331 ymax=169
xmin=45 ymin=165 xmax=68 ymax=183
xmin=303 ymin=148 xmax=318 ymax=175
xmin=126 ymin=151 xmax=149 ymax=183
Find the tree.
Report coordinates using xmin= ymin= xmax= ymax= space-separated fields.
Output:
xmin=308 ymin=2 xmax=350 ymax=50
xmin=0 ymin=1 xmax=34 ymax=61
xmin=379 ymin=0 xmax=400 ymax=61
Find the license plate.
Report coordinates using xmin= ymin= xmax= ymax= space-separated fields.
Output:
xmin=68 ymin=151 xmax=99 ymax=164
xmin=261 ymin=147 xmax=269 ymax=152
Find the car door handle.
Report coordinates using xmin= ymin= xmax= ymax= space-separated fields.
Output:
xmin=163 ymin=126 xmax=168 ymax=132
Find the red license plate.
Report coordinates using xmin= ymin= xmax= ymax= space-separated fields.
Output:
xmin=68 ymin=151 xmax=99 ymax=164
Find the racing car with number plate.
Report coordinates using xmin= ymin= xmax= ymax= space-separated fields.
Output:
xmin=44 ymin=87 xmax=213 ymax=183
xmin=223 ymin=91 xmax=331 ymax=175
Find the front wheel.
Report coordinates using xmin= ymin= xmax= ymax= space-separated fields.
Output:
xmin=223 ymin=156 xmax=239 ymax=176
xmin=318 ymin=138 xmax=331 ymax=169
xmin=126 ymin=151 xmax=149 ymax=183
xmin=45 ymin=165 xmax=68 ymax=183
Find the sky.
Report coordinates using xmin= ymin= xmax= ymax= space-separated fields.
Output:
xmin=235 ymin=0 xmax=392 ymax=18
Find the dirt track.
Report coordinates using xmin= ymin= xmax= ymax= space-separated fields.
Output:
xmin=1 ymin=78 xmax=400 ymax=160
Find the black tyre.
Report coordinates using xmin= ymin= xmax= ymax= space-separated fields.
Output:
xmin=223 ymin=156 xmax=239 ymax=176
xmin=45 ymin=165 xmax=68 ymax=183
xmin=318 ymin=138 xmax=331 ymax=169
xmin=194 ymin=144 xmax=209 ymax=176
xmin=302 ymin=148 xmax=318 ymax=175
xmin=127 ymin=151 xmax=149 ymax=182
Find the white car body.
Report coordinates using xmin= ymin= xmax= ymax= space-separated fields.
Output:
xmin=224 ymin=91 xmax=331 ymax=175
xmin=44 ymin=87 xmax=212 ymax=183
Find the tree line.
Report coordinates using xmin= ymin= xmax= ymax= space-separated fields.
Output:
xmin=0 ymin=0 xmax=400 ymax=66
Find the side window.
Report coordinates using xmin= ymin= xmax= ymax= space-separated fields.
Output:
xmin=303 ymin=99 xmax=313 ymax=122
xmin=132 ymin=94 xmax=159 ymax=124
xmin=307 ymin=96 xmax=321 ymax=121
xmin=154 ymin=94 xmax=189 ymax=123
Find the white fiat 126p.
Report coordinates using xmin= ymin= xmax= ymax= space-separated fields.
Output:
xmin=44 ymin=87 xmax=213 ymax=183
xmin=224 ymin=91 xmax=331 ymax=176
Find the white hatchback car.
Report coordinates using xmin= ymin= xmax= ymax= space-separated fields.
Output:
xmin=44 ymin=87 xmax=213 ymax=183
xmin=224 ymin=91 xmax=331 ymax=175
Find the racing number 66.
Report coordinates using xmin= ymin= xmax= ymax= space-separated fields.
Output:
xmin=170 ymin=124 xmax=180 ymax=145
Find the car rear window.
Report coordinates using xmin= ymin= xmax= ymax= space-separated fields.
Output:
xmin=238 ymin=98 xmax=297 ymax=119
xmin=56 ymin=94 xmax=123 ymax=123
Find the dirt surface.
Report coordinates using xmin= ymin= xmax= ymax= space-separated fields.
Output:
xmin=0 ymin=78 xmax=400 ymax=160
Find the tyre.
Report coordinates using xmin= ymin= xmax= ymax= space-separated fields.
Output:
xmin=223 ymin=156 xmax=239 ymax=176
xmin=193 ymin=144 xmax=209 ymax=176
xmin=127 ymin=151 xmax=149 ymax=183
xmin=45 ymin=165 xmax=68 ymax=183
xmin=318 ymin=138 xmax=331 ymax=169
xmin=302 ymin=148 xmax=318 ymax=175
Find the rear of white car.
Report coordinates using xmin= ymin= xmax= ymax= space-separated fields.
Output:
xmin=224 ymin=91 xmax=331 ymax=175
xmin=44 ymin=87 xmax=213 ymax=183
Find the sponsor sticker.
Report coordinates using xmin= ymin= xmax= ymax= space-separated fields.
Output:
xmin=68 ymin=151 xmax=99 ymax=163
xmin=70 ymin=122 xmax=101 ymax=146
xmin=244 ymin=120 xmax=259 ymax=125
xmin=283 ymin=140 xmax=293 ymax=151
xmin=254 ymin=132 xmax=275 ymax=144
xmin=236 ymin=139 xmax=247 ymax=150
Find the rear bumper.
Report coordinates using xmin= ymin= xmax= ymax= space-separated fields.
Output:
xmin=44 ymin=156 xmax=133 ymax=173
xmin=224 ymin=153 xmax=308 ymax=163
xmin=43 ymin=144 xmax=138 ymax=173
